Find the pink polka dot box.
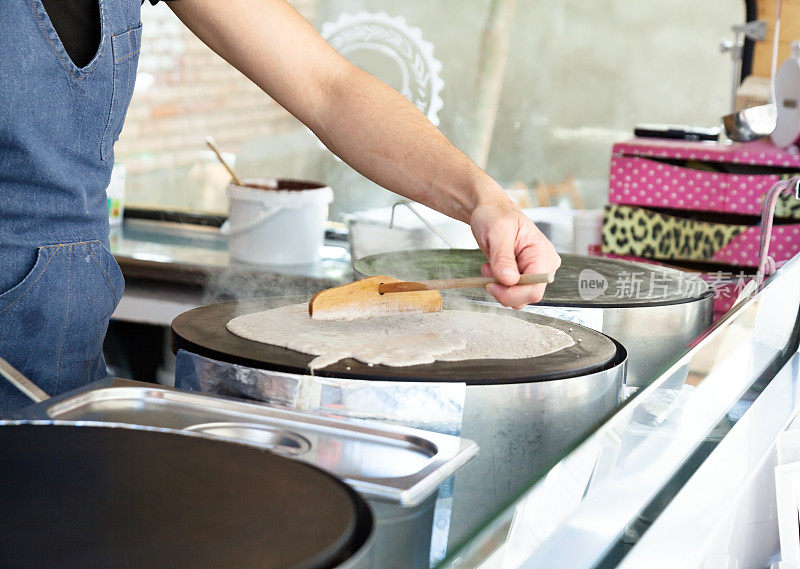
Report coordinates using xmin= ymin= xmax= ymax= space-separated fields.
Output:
xmin=609 ymin=139 xmax=800 ymax=218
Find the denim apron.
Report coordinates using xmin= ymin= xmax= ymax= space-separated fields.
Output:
xmin=0 ymin=0 xmax=141 ymax=414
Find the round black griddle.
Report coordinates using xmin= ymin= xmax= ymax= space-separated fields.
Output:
xmin=171 ymin=296 xmax=620 ymax=385
xmin=0 ymin=423 xmax=371 ymax=569
xmin=354 ymin=249 xmax=713 ymax=308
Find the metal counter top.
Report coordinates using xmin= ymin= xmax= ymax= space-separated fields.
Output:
xmin=110 ymin=218 xmax=352 ymax=291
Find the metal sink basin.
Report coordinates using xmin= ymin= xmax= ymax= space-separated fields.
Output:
xmin=14 ymin=378 xmax=477 ymax=506
xmin=184 ymin=422 xmax=313 ymax=456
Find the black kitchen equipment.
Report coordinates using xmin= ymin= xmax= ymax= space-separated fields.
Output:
xmin=11 ymin=377 xmax=478 ymax=569
xmin=354 ymin=250 xmax=714 ymax=388
xmin=0 ymin=422 xmax=373 ymax=569
xmin=169 ymin=294 xmax=627 ymax=548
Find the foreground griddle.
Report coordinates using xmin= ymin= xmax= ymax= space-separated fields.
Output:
xmin=171 ymin=296 xmax=620 ymax=385
xmin=0 ymin=423 xmax=371 ymax=569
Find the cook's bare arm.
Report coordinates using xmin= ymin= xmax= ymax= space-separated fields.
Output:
xmin=169 ymin=0 xmax=560 ymax=305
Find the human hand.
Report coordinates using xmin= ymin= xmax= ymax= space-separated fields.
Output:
xmin=470 ymin=201 xmax=561 ymax=309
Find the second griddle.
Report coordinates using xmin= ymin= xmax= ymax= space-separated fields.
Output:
xmin=171 ymin=296 xmax=620 ymax=385
xmin=354 ymin=249 xmax=712 ymax=308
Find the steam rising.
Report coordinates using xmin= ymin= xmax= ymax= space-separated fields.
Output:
xmin=201 ymin=266 xmax=348 ymax=316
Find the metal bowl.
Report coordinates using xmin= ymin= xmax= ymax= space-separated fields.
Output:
xmin=722 ymin=104 xmax=777 ymax=142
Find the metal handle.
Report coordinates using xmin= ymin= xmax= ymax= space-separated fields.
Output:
xmin=389 ymin=201 xmax=456 ymax=248
xmin=220 ymin=205 xmax=281 ymax=236
xmin=0 ymin=357 xmax=49 ymax=403
xmin=183 ymin=422 xmax=311 ymax=456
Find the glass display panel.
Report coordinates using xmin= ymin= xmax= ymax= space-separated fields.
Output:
xmin=439 ymin=253 xmax=800 ymax=569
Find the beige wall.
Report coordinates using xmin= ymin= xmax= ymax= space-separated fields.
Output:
xmin=119 ymin=0 xmax=744 ymax=216
xmin=312 ymin=0 xmax=743 ymax=213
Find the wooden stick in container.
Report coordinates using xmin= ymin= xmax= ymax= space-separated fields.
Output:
xmin=205 ymin=136 xmax=243 ymax=186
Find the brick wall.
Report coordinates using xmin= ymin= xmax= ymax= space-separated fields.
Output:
xmin=116 ymin=1 xmax=317 ymax=212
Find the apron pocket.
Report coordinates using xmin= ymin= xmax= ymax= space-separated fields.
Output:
xmin=0 ymin=245 xmax=60 ymax=316
xmin=101 ymin=23 xmax=143 ymax=160
xmin=0 ymin=241 xmax=124 ymax=398
xmin=0 ymin=241 xmax=124 ymax=331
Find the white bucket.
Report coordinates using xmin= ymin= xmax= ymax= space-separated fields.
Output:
xmin=222 ymin=178 xmax=333 ymax=265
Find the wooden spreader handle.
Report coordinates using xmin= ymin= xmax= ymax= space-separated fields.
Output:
xmin=378 ymin=273 xmax=554 ymax=294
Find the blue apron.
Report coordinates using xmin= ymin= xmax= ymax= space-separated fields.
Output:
xmin=0 ymin=0 xmax=141 ymax=414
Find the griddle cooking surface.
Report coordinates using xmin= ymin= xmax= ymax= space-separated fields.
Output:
xmin=171 ymin=297 xmax=619 ymax=385
xmin=0 ymin=424 xmax=368 ymax=569
xmin=354 ymin=249 xmax=712 ymax=308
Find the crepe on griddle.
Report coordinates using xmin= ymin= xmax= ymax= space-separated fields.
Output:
xmin=227 ymin=304 xmax=575 ymax=370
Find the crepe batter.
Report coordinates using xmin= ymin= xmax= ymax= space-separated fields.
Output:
xmin=226 ymin=304 xmax=575 ymax=370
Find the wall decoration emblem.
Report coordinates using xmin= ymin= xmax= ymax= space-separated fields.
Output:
xmin=321 ymin=11 xmax=444 ymax=125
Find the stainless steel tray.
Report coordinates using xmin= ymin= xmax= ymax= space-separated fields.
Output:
xmin=13 ymin=378 xmax=478 ymax=506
